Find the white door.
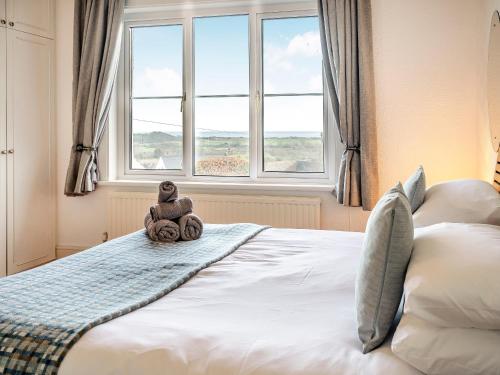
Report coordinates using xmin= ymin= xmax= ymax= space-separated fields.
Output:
xmin=6 ymin=0 xmax=54 ymax=39
xmin=0 ymin=27 xmax=6 ymax=277
xmin=6 ymin=30 xmax=55 ymax=275
xmin=0 ymin=0 xmax=6 ymax=28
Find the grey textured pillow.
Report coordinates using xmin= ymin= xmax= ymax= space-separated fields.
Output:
xmin=355 ymin=182 xmax=414 ymax=353
xmin=403 ymin=166 xmax=426 ymax=213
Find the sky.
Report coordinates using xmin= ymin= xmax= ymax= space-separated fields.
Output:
xmin=131 ymin=15 xmax=323 ymax=135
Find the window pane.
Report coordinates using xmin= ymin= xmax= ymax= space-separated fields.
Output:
xmin=263 ymin=17 xmax=322 ymax=94
xmin=263 ymin=96 xmax=324 ymax=173
xmin=132 ymin=25 xmax=183 ymax=97
xmin=194 ymin=15 xmax=249 ymax=95
xmin=195 ymin=97 xmax=249 ymax=176
xmin=131 ymin=99 xmax=183 ymax=170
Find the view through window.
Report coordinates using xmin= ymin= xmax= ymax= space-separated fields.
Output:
xmin=128 ymin=13 xmax=326 ymax=178
xmin=262 ymin=17 xmax=324 ymax=173
xmin=194 ymin=15 xmax=250 ymax=176
xmin=131 ymin=24 xmax=184 ymax=170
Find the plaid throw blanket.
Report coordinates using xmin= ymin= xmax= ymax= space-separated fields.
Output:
xmin=0 ymin=223 xmax=267 ymax=375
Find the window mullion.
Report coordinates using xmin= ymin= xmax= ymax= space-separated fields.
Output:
xmin=249 ymin=12 xmax=258 ymax=180
xmin=184 ymin=16 xmax=193 ymax=178
xmin=254 ymin=13 xmax=264 ymax=179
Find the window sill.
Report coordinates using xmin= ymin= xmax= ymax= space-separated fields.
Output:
xmin=99 ymin=179 xmax=334 ymax=192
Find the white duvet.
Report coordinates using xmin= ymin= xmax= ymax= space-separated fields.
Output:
xmin=59 ymin=228 xmax=419 ymax=375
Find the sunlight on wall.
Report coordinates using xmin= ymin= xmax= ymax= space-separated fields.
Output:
xmin=372 ymin=0 xmax=484 ymax=192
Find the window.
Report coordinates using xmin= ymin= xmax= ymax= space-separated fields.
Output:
xmin=123 ymin=9 xmax=332 ymax=183
xmin=194 ymin=15 xmax=250 ymax=176
xmin=130 ymin=24 xmax=184 ymax=170
xmin=261 ymin=17 xmax=324 ymax=173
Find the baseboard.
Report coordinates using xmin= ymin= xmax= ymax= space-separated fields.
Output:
xmin=55 ymin=245 xmax=88 ymax=259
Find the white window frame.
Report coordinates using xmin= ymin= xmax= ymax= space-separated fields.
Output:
xmin=256 ymin=10 xmax=327 ymax=179
xmin=116 ymin=1 xmax=339 ymax=186
xmin=123 ymin=18 xmax=188 ymax=177
xmin=191 ymin=13 xmax=251 ymax=178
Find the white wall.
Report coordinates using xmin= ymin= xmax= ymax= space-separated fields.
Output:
xmin=56 ymin=0 xmax=110 ymax=248
xmin=55 ymin=0 xmax=490 ymax=249
xmin=372 ymin=0 xmax=485 ymax=192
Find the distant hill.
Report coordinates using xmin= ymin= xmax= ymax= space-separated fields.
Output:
xmin=133 ymin=130 xmax=322 ymax=140
xmin=133 ymin=131 xmax=180 ymax=144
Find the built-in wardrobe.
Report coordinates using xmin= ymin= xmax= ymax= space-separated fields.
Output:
xmin=0 ymin=0 xmax=55 ymax=276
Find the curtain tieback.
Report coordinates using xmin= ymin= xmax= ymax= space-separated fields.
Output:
xmin=345 ymin=146 xmax=360 ymax=152
xmin=75 ymin=144 xmax=97 ymax=152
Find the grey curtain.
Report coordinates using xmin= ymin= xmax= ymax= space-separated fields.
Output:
xmin=318 ymin=0 xmax=379 ymax=210
xmin=65 ymin=0 xmax=124 ymax=196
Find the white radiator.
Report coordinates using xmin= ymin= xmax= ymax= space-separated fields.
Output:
xmin=107 ymin=192 xmax=321 ymax=239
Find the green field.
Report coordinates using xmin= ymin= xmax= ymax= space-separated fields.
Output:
xmin=132 ymin=132 xmax=324 ymax=175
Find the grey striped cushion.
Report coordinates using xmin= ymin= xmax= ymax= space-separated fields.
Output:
xmin=355 ymin=182 xmax=414 ymax=353
xmin=404 ymin=166 xmax=426 ymax=213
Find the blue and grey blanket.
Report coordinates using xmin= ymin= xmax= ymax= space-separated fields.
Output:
xmin=0 ymin=223 xmax=267 ymax=375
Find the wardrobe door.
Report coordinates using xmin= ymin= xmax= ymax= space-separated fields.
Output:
xmin=6 ymin=0 xmax=54 ymax=39
xmin=6 ymin=30 xmax=55 ymax=275
xmin=0 ymin=27 xmax=6 ymax=277
xmin=0 ymin=0 xmax=6 ymax=28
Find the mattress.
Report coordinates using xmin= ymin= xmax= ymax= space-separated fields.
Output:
xmin=59 ymin=228 xmax=420 ymax=375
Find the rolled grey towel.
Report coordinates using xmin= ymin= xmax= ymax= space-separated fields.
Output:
xmin=178 ymin=213 xmax=203 ymax=241
xmin=144 ymin=213 xmax=158 ymax=241
xmin=158 ymin=181 xmax=178 ymax=203
xmin=144 ymin=213 xmax=180 ymax=242
xmin=155 ymin=219 xmax=180 ymax=242
xmin=150 ymin=197 xmax=193 ymax=221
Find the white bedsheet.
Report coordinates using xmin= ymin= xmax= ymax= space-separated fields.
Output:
xmin=59 ymin=228 xmax=420 ymax=375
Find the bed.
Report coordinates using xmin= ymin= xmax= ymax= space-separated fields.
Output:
xmin=1 ymin=175 xmax=498 ymax=375
xmin=57 ymin=228 xmax=419 ymax=375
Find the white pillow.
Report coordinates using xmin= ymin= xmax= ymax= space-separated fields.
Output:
xmin=413 ymin=179 xmax=500 ymax=228
xmin=404 ymin=223 xmax=500 ymax=329
xmin=392 ymin=313 xmax=500 ymax=375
